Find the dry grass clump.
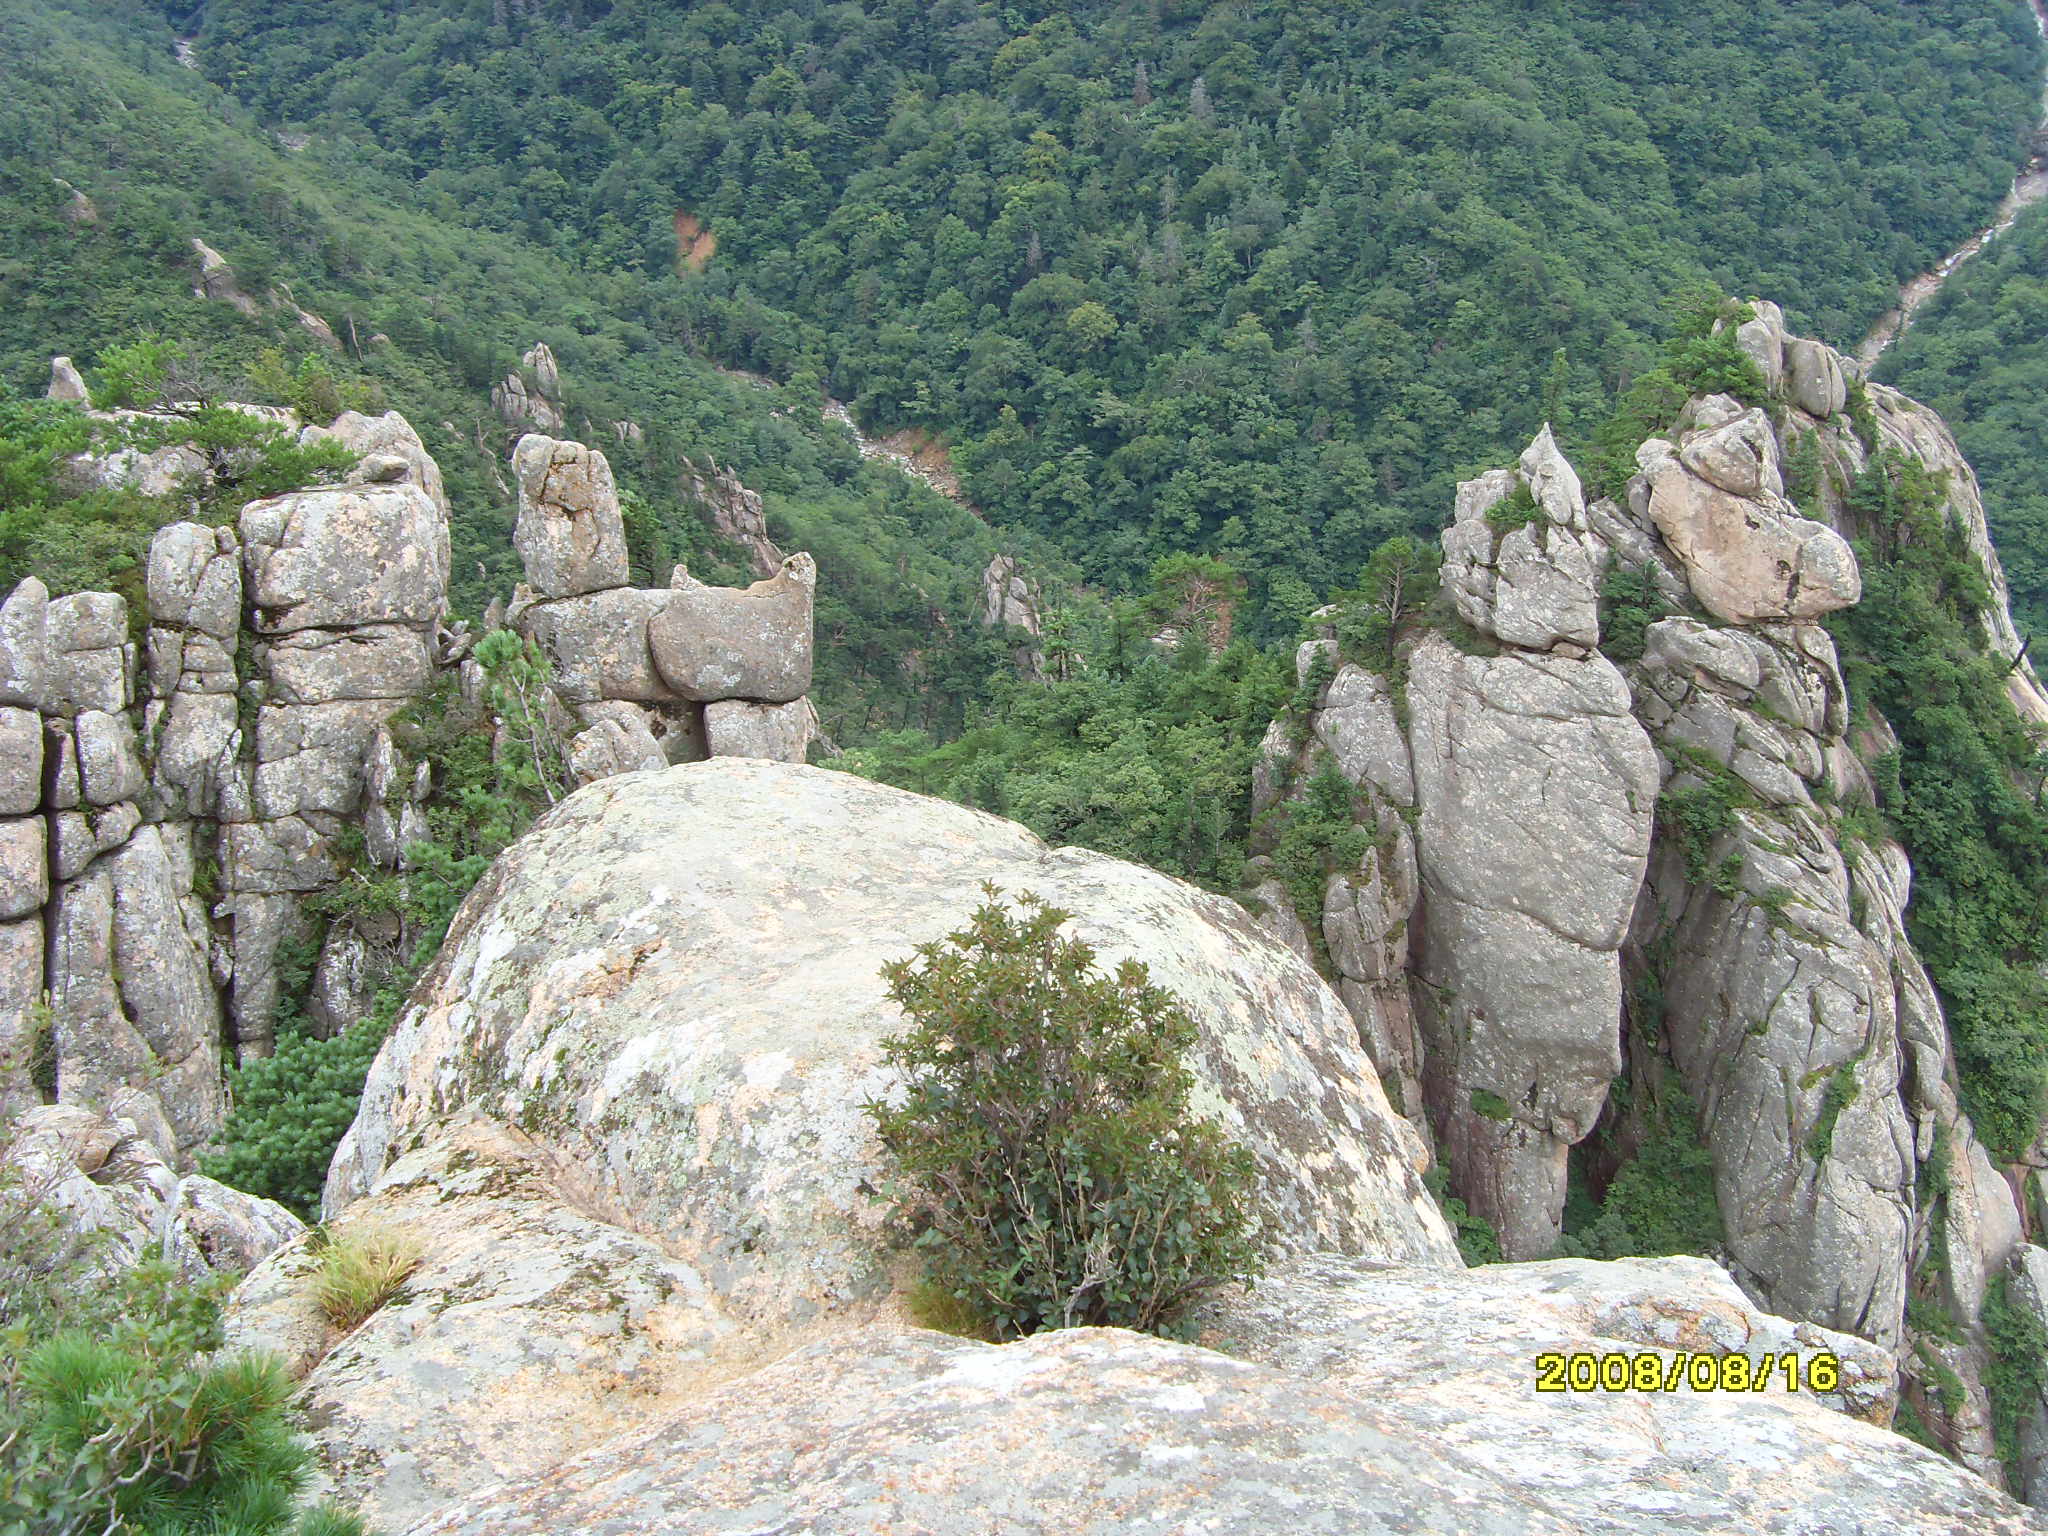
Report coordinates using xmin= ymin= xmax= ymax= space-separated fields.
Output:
xmin=311 ymin=1221 xmax=422 ymax=1333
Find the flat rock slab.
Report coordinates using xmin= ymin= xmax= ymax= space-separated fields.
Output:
xmin=1198 ymin=1253 xmax=2040 ymax=1535
xmin=402 ymin=1323 xmax=1579 ymax=1536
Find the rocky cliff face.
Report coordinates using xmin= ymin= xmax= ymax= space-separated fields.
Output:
xmin=0 ymin=379 xmax=818 ymax=1178
xmin=1251 ymin=302 xmax=2048 ymax=1490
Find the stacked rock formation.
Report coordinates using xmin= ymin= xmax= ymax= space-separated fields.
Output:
xmin=508 ymin=432 xmax=818 ymax=770
xmin=2 ymin=382 xmax=816 ymax=1173
xmin=1251 ymin=303 xmax=2048 ymax=1493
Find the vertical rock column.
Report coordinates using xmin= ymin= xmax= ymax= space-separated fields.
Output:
xmin=1415 ymin=430 xmax=1660 ymax=1261
xmin=0 ymin=581 xmax=48 ymax=1122
xmin=0 ymin=576 xmax=225 ymax=1156
xmin=227 ymin=454 xmax=448 ymax=1057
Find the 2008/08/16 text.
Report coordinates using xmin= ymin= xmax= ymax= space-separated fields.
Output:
xmin=1534 ymin=1351 xmax=1842 ymax=1393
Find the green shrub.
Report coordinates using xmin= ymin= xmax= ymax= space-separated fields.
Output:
xmin=1483 ymin=480 xmax=1543 ymax=536
xmin=866 ymin=887 xmax=1261 ymax=1340
xmin=1597 ymin=564 xmax=1669 ymax=662
xmin=1422 ymin=1159 xmax=1501 ymax=1266
xmin=1804 ymin=1057 xmax=1863 ymax=1163
xmin=1558 ymin=1082 xmax=1724 ymax=1260
xmin=0 ymin=1260 xmax=367 ymax=1536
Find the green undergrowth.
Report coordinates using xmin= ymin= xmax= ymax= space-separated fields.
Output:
xmin=1828 ymin=451 xmax=2048 ymax=1162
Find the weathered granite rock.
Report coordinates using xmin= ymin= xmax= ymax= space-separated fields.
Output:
xmin=0 ymin=707 xmax=37 ymax=814
xmin=402 ymin=1321 xmax=1588 ymax=1536
xmin=1440 ymin=431 xmax=1606 ymax=651
xmin=228 ymin=1117 xmax=743 ymax=1532
xmin=514 ymin=587 xmax=673 ymax=704
xmin=980 ymin=553 xmax=1042 ymax=634
xmin=0 ymin=818 xmax=47 ymax=921
xmin=1408 ymin=634 xmax=1659 ymax=1260
xmin=680 ymin=458 xmax=782 ymax=579
xmin=148 ymin=522 xmax=241 ymax=638
xmin=1679 ymin=406 xmax=1783 ymax=500
xmin=46 ymin=355 xmax=89 ymax=402
xmin=50 ymin=802 xmax=139 ymax=881
xmin=0 ymin=579 xmax=49 ymax=708
xmin=261 ymin=625 xmax=434 ymax=705
xmin=1861 ymin=381 xmax=2048 ymax=725
xmin=47 ymin=828 xmax=225 ymax=1153
xmin=252 ymin=700 xmax=409 ymax=819
xmin=564 ymin=701 xmax=671 ymax=784
xmin=1638 ymin=436 xmax=1859 ymax=625
xmin=0 ymin=916 xmax=41 ymax=1120
xmin=1787 ymin=336 xmax=1848 ymax=420
xmin=512 ymin=435 xmax=628 ymax=599
xmin=1628 ymin=618 xmax=1916 ymax=1350
xmin=4 ymin=1105 xmax=299 ymax=1280
xmin=148 ymin=691 xmax=239 ymax=818
xmin=399 ymin=1249 xmax=2042 ymax=1536
xmin=73 ymin=708 xmax=144 ymax=806
xmin=701 ymin=696 xmax=809 ymax=761
xmin=1727 ymin=298 xmax=1788 ymax=395
xmin=330 ymin=760 xmax=1460 ymax=1311
xmin=191 ymin=237 xmax=259 ymax=315
xmin=45 ymin=591 xmax=130 ymax=715
xmin=302 ymin=411 xmax=449 ymax=527
xmin=1187 ymin=1252 xmax=2041 ymax=1534
xmin=242 ymin=482 xmax=447 ymax=633
xmin=647 ymin=554 xmax=816 ymax=703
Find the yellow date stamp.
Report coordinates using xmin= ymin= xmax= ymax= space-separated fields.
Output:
xmin=1533 ymin=1350 xmax=1842 ymax=1394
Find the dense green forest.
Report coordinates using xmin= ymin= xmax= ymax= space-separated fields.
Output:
xmin=1881 ymin=205 xmax=2048 ymax=639
xmin=166 ymin=0 xmax=2044 ymax=623
xmin=5 ymin=0 xmax=2041 ymax=631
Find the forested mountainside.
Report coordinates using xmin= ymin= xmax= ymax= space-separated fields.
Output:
xmin=1882 ymin=208 xmax=2048 ymax=639
xmin=163 ymin=0 xmax=2041 ymax=611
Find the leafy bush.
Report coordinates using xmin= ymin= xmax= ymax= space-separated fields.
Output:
xmin=1597 ymin=564 xmax=1669 ymax=662
xmin=866 ymin=887 xmax=1261 ymax=1340
xmin=1483 ymin=481 xmax=1543 ymax=537
xmin=1422 ymin=1159 xmax=1502 ymax=1266
xmin=312 ymin=1222 xmax=422 ymax=1334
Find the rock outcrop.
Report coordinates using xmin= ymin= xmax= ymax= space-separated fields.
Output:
xmin=979 ymin=553 xmax=1046 ymax=678
xmin=491 ymin=343 xmax=566 ymax=433
xmin=6 ymin=1103 xmax=301 ymax=1282
xmin=372 ymin=1248 xmax=2036 ymax=1536
xmin=2 ymin=390 xmax=826 ymax=1164
xmin=229 ymin=1115 xmax=741 ymax=1530
xmin=679 ymin=456 xmax=782 ymax=578
xmin=327 ymin=759 xmax=1458 ymax=1278
xmin=507 ymin=432 xmax=819 ymax=772
xmin=1253 ymin=305 xmax=2047 ymax=1476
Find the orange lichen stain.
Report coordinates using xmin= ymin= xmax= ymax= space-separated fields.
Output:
xmin=674 ymin=210 xmax=717 ymax=272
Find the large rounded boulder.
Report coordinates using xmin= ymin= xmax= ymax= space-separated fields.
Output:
xmin=330 ymin=759 xmax=1459 ymax=1326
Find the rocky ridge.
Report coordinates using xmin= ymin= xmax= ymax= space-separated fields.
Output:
xmin=1251 ymin=300 xmax=2048 ymax=1495
xmin=218 ymin=754 xmax=2043 ymax=1533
